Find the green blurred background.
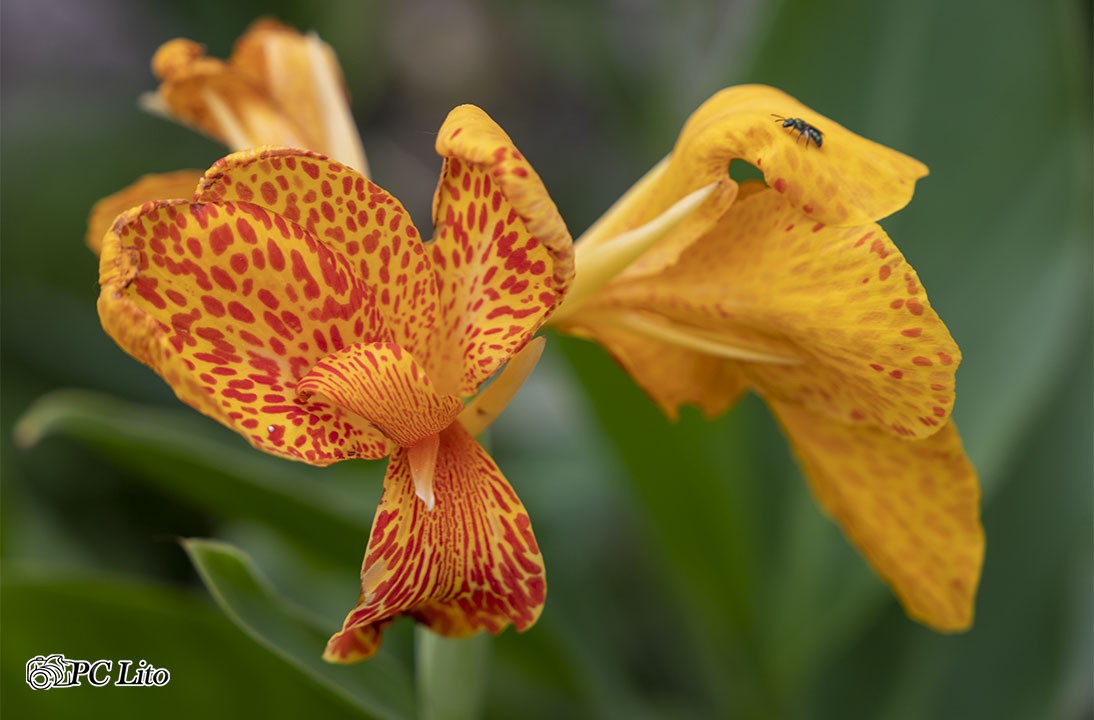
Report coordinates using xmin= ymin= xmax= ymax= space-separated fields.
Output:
xmin=2 ymin=0 xmax=1090 ymax=718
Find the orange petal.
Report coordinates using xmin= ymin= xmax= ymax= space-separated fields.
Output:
xmin=86 ymin=170 xmax=204 ymax=256
xmin=581 ymin=86 xmax=927 ymax=276
xmin=197 ymin=148 xmax=439 ymax=358
xmin=148 ymin=37 xmax=308 ymax=150
xmin=229 ymin=19 xmax=368 ymax=173
xmin=769 ymin=400 xmax=983 ymax=631
xmin=427 ymin=105 xmax=574 ymax=396
xmin=98 ymin=199 xmax=392 ymax=464
xmin=562 ymin=320 xmax=747 ymax=420
xmin=297 ymin=341 xmax=462 ymax=448
xmin=324 ymin=423 xmax=546 ymax=663
xmin=599 ymin=189 xmax=959 ymax=438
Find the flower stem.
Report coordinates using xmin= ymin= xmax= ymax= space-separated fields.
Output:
xmin=415 ymin=628 xmax=492 ymax=720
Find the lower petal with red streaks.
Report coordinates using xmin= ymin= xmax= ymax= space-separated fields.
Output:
xmin=324 ymin=422 xmax=546 ymax=663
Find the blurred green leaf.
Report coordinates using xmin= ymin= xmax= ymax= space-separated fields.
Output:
xmin=14 ymin=389 xmax=376 ymax=567
xmin=1 ymin=573 xmax=363 ymax=719
xmin=183 ymin=538 xmax=414 ymax=720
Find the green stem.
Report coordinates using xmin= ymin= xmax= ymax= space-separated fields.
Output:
xmin=415 ymin=628 xmax=492 ymax=720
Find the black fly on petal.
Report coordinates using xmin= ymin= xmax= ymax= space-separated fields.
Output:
xmin=771 ymin=114 xmax=823 ymax=148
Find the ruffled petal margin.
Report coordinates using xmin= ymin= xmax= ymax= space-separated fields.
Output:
xmin=86 ymin=170 xmax=204 ymax=255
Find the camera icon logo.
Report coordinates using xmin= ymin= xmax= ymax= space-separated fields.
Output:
xmin=25 ymin=654 xmax=70 ymax=690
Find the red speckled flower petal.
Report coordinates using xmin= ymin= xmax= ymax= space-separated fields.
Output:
xmin=98 ymin=199 xmax=392 ymax=464
xmin=770 ymin=400 xmax=983 ymax=631
xmin=584 ymin=86 xmax=926 ymax=261
xmin=86 ymin=170 xmax=204 ymax=256
xmin=197 ymin=148 xmax=439 ymax=358
xmin=597 ymin=189 xmax=959 ymax=438
xmin=323 ymin=422 xmax=545 ymax=663
xmin=426 ymin=105 xmax=574 ymax=396
xmin=297 ymin=341 xmax=462 ymax=448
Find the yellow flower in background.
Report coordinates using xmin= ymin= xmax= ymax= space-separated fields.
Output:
xmin=86 ymin=19 xmax=366 ymax=253
xmin=95 ymin=108 xmax=573 ymax=661
xmin=552 ymin=85 xmax=984 ymax=631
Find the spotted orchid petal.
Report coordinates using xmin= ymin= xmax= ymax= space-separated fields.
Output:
xmin=769 ymin=400 xmax=983 ymax=631
xmin=323 ymin=422 xmax=546 ymax=663
xmin=146 ymin=19 xmax=367 ymax=172
xmin=578 ymin=85 xmax=927 ymax=279
xmin=427 ymin=105 xmax=574 ymax=396
xmin=98 ymin=194 xmax=393 ymax=464
xmin=196 ymin=148 xmax=439 ymax=356
xmin=583 ymin=188 xmax=960 ymax=438
xmin=86 ymin=170 xmax=204 ymax=255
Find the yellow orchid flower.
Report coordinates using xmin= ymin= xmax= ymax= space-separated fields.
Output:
xmin=551 ymin=85 xmax=984 ymax=632
xmin=95 ymin=107 xmax=573 ymax=662
xmin=86 ymin=19 xmax=366 ymax=254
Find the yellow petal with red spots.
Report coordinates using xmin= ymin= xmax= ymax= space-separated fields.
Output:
xmin=580 ymin=86 xmax=927 ymax=278
xmin=563 ymin=320 xmax=747 ymax=420
xmin=297 ymin=341 xmax=462 ymax=448
xmin=598 ymin=189 xmax=959 ymax=438
xmin=428 ymin=105 xmax=574 ymax=396
xmin=197 ymin=148 xmax=439 ymax=358
xmin=770 ymin=401 xmax=983 ymax=631
xmin=323 ymin=423 xmax=545 ymax=663
xmin=86 ymin=170 xmax=204 ymax=255
xmin=674 ymin=85 xmax=927 ymax=226
xmin=98 ymin=199 xmax=393 ymax=464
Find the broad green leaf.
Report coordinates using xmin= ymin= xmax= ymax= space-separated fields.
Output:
xmin=182 ymin=538 xmax=414 ymax=720
xmin=1 ymin=573 xmax=364 ymax=719
xmin=14 ymin=389 xmax=376 ymax=566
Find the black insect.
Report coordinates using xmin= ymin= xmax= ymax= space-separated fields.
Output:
xmin=771 ymin=114 xmax=823 ymax=148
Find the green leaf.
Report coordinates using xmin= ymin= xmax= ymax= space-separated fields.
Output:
xmin=14 ymin=389 xmax=376 ymax=565
xmin=182 ymin=538 xmax=414 ymax=720
xmin=1 ymin=573 xmax=365 ymax=720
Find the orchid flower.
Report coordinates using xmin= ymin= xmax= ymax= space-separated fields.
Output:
xmin=95 ymin=106 xmax=573 ymax=661
xmin=551 ymin=85 xmax=984 ymax=631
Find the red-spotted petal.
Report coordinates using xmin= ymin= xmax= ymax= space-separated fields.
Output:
xmin=770 ymin=400 xmax=983 ymax=631
xmin=297 ymin=341 xmax=462 ymax=448
xmin=323 ymin=422 xmax=545 ymax=663
xmin=593 ymin=189 xmax=959 ymax=437
xmin=86 ymin=170 xmax=204 ymax=256
xmin=197 ymin=148 xmax=439 ymax=356
xmin=425 ymin=105 xmax=574 ymax=396
xmin=98 ymin=199 xmax=392 ymax=464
